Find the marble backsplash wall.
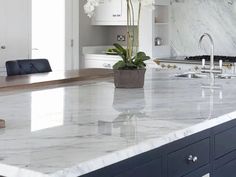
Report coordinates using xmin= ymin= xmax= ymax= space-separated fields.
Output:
xmin=170 ymin=0 xmax=236 ymax=57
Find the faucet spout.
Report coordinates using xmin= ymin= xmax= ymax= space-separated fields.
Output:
xmin=199 ymin=33 xmax=215 ymax=70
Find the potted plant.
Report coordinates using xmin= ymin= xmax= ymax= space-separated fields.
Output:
xmin=112 ymin=43 xmax=150 ymax=88
xmin=84 ymin=0 xmax=153 ymax=88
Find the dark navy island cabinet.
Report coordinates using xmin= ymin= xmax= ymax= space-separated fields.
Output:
xmin=82 ymin=119 xmax=236 ymax=177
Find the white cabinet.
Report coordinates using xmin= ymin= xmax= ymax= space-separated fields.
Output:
xmin=84 ymin=53 xmax=158 ymax=69
xmin=92 ymin=0 xmax=138 ymax=26
xmin=82 ymin=46 xmax=158 ymax=69
xmin=0 ymin=0 xmax=30 ymax=71
xmin=92 ymin=0 xmax=122 ymax=23
xmin=84 ymin=54 xmax=120 ymax=69
xmin=85 ymin=59 xmax=115 ymax=69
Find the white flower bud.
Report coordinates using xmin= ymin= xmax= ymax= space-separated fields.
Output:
xmin=84 ymin=0 xmax=100 ymax=18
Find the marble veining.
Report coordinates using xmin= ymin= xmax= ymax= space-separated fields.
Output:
xmin=171 ymin=0 xmax=236 ymax=56
xmin=0 ymin=70 xmax=236 ymax=177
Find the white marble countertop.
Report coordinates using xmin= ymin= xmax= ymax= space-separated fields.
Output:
xmin=0 ymin=69 xmax=236 ymax=177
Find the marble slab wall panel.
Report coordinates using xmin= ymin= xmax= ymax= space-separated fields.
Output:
xmin=170 ymin=0 xmax=236 ymax=57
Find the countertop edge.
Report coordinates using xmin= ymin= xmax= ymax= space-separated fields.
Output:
xmin=51 ymin=112 xmax=235 ymax=177
xmin=0 ymin=112 xmax=234 ymax=177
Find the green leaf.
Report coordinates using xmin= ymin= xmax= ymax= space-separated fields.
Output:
xmin=126 ymin=62 xmax=137 ymax=69
xmin=141 ymin=56 xmax=151 ymax=61
xmin=137 ymin=52 xmax=146 ymax=58
xmin=112 ymin=48 xmax=123 ymax=56
xmin=136 ymin=52 xmax=150 ymax=61
xmin=113 ymin=60 xmax=127 ymax=70
xmin=113 ymin=43 xmax=125 ymax=52
xmin=112 ymin=47 xmax=150 ymax=69
xmin=113 ymin=43 xmax=128 ymax=62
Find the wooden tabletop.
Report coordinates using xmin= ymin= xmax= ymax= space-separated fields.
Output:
xmin=0 ymin=68 xmax=114 ymax=91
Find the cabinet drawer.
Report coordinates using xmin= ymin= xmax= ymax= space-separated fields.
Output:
xmin=115 ymin=158 xmax=162 ymax=177
xmin=85 ymin=60 xmax=116 ymax=69
xmin=182 ymin=165 xmax=210 ymax=177
xmin=167 ymin=138 xmax=210 ymax=177
xmin=214 ymin=126 xmax=236 ymax=159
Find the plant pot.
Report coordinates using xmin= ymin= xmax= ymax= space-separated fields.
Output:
xmin=114 ymin=69 xmax=146 ymax=88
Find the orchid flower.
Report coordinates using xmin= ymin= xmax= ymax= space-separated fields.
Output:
xmin=84 ymin=0 xmax=154 ymax=18
xmin=84 ymin=0 xmax=100 ymax=18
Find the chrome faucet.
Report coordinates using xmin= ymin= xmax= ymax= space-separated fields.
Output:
xmin=199 ymin=33 xmax=222 ymax=74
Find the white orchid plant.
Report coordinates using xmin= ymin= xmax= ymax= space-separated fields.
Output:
xmin=84 ymin=0 xmax=100 ymax=18
xmin=84 ymin=0 xmax=153 ymax=70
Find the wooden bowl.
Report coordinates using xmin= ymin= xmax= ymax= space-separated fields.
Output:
xmin=0 ymin=119 xmax=5 ymax=128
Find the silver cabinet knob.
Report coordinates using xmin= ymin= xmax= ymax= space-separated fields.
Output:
xmin=188 ymin=155 xmax=198 ymax=163
xmin=103 ymin=63 xmax=111 ymax=68
xmin=1 ymin=46 xmax=6 ymax=49
xmin=112 ymin=14 xmax=121 ymax=17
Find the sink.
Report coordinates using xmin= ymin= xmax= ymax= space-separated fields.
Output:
xmin=216 ymin=73 xmax=236 ymax=79
xmin=217 ymin=74 xmax=232 ymax=79
xmin=175 ymin=72 xmax=207 ymax=79
xmin=175 ymin=72 xmax=236 ymax=79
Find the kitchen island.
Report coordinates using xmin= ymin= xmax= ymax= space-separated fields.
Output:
xmin=0 ymin=69 xmax=236 ymax=177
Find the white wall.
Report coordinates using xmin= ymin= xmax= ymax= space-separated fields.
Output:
xmin=106 ymin=26 xmax=138 ymax=46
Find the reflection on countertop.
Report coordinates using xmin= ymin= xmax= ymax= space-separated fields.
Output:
xmin=0 ymin=69 xmax=236 ymax=177
xmin=98 ymin=89 xmax=147 ymax=143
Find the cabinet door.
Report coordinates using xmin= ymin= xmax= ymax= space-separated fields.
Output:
xmin=214 ymin=126 xmax=236 ymax=159
xmin=84 ymin=54 xmax=120 ymax=69
xmin=182 ymin=166 xmax=210 ymax=177
xmin=92 ymin=0 xmax=138 ymax=25
xmin=85 ymin=59 xmax=115 ymax=69
xmin=0 ymin=0 xmax=30 ymax=70
xmin=114 ymin=158 xmax=162 ymax=177
xmin=167 ymin=139 xmax=210 ymax=177
xmin=214 ymin=158 xmax=236 ymax=177
xmin=93 ymin=0 xmax=122 ymax=22
xmin=121 ymin=0 xmax=139 ymax=24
